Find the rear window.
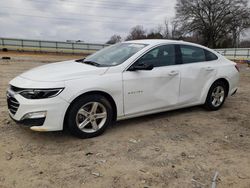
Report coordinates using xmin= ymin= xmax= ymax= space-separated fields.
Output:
xmin=180 ymin=45 xmax=206 ymax=64
xmin=204 ymin=50 xmax=218 ymax=61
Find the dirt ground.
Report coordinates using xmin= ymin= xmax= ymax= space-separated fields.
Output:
xmin=0 ymin=51 xmax=250 ymax=188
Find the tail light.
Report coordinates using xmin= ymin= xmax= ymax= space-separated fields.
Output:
xmin=235 ymin=64 xmax=240 ymax=72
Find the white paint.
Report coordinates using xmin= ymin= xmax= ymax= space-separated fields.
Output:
xmin=9 ymin=39 xmax=239 ymax=131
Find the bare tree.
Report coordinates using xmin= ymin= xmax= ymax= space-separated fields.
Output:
xmin=230 ymin=6 xmax=250 ymax=47
xmin=159 ymin=19 xmax=183 ymax=39
xmin=146 ymin=31 xmax=163 ymax=39
xmin=171 ymin=19 xmax=183 ymax=39
xmin=106 ymin=35 xmax=122 ymax=44
xmin=240 ymin=40 xmax=250 ymax=48
xmin=175 ymin=0 xmax=250 ymax=48
xmin=126 ymin=25 xmax=146 ymax=41
xmin=145 ymin=26 xmax=164 ymax=39
xmin=161 ymin=19 xmax=172 ymax=39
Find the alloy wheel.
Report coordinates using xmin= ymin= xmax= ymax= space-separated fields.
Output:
xmin=76 ymin=102 xmax=107 ymax=133
xmin=211 ymin=86 xmax=225 ymax=107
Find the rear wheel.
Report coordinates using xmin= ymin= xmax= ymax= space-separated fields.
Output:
xmin=66 ymin=95 xmax=113 ymax=138
xmin=204 ymin=81 xmax=227 ymax=111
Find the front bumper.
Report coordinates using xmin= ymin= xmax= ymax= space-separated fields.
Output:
xmin=7 ymin=92 xmax=70 ymax=132
xmin=10 ymin=115 xmax=46 ymax=127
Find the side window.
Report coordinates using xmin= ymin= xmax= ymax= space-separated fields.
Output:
xmin=180 ymin=45 xmax=206 ymax=64
xmin=204 ymin=50 xmax=218 ymax=61
xmin=135 ymin=45 xmax=176 ymax=67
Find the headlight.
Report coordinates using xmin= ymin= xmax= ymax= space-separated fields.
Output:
xmin=19 ymin=88 xmax=64 ymax=99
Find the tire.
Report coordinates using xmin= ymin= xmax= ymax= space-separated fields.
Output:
xmin=66 ymin=94 xmax=113 ymax=138
xmin=204 ymin=81 xmax=227 ymax=111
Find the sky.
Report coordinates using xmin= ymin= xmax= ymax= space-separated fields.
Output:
xmin=0 ymin=0 xmax=176 ymax=43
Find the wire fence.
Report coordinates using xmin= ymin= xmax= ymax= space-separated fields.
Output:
xmin=1 ymin=37 xmax=250 ymax=61
xmin=215 ymin=48 xmax=250 ymax=60
xmin=0 ymin=37 xmax=109 ymax=54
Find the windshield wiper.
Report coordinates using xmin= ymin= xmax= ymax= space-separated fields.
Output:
xmin=82 ymin=60 xmax=101 ymax=67
xmin=75 ymin=59 xmax=101 ymax=67
xmin=75 ymin=58 xmax=85 ymax=62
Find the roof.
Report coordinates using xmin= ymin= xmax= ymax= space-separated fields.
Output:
xmin=124 ymin=39 xmax=184 ymax=45
xmin=124 ymin=39 xmax=216 ymax=51
xmin=123 ymin=39 xmax=221 ymax=56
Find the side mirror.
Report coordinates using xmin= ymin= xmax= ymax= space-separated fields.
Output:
xmin=129 ymin=63 xmax=154 ymax=71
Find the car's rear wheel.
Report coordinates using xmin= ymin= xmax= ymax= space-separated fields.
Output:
xmin=66 ymin=94 xmax=113 ymax=138
xmin=205 ymin=81 xmax=227 ymax=111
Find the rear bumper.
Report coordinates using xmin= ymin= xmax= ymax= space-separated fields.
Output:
xmin=231 ymin=88 xmax=238 ymax=96
xmin=227 ymin=67 xmax=239 ymax=97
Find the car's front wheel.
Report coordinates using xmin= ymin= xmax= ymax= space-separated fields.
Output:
xmin=205 ymin=81 xmax=227 ymax=111
xmin=66 ymin=94 xmax=113 ymax=138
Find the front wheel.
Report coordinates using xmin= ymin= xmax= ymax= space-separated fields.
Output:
xmin=66 ymin=95 xmax=113 ymax=138
xmin=204 ymin=81 xmax=227 ymax=111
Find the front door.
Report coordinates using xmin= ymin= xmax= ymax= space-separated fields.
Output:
xmin=122 ymin=44 xmax=181 ymax=116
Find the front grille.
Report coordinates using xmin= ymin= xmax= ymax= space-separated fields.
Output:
xmin=7 ymin=93 xmax=20 ymax=115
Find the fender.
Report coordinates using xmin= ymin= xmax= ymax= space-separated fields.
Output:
xmin=200 ymin=76 xmax=230 ymax=103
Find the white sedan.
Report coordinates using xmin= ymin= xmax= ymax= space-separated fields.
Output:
xmin=7 ymin=40 xmax=239 ymax=138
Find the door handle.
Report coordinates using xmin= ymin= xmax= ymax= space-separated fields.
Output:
xmin=206 ymin=67 xmax=215 ymax=71
xmin=168 ymin=71 xmax=179 ymax=76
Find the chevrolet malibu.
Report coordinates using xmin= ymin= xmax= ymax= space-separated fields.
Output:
xmin=7 ymin=40 xmax=239 ymax=138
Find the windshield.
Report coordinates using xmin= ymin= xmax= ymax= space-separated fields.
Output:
xmin=83 ymin=43 xmax=147 ymax=67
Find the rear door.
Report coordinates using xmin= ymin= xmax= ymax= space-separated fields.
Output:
xmin=177 ymin=45 xmax=218 ymax=105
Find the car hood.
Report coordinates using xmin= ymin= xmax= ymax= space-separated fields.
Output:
xmin=19 ymin=60 xmax=109 ymax=82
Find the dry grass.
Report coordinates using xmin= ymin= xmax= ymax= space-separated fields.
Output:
xmin=0 ymin=52 xmax=250 ymax=188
